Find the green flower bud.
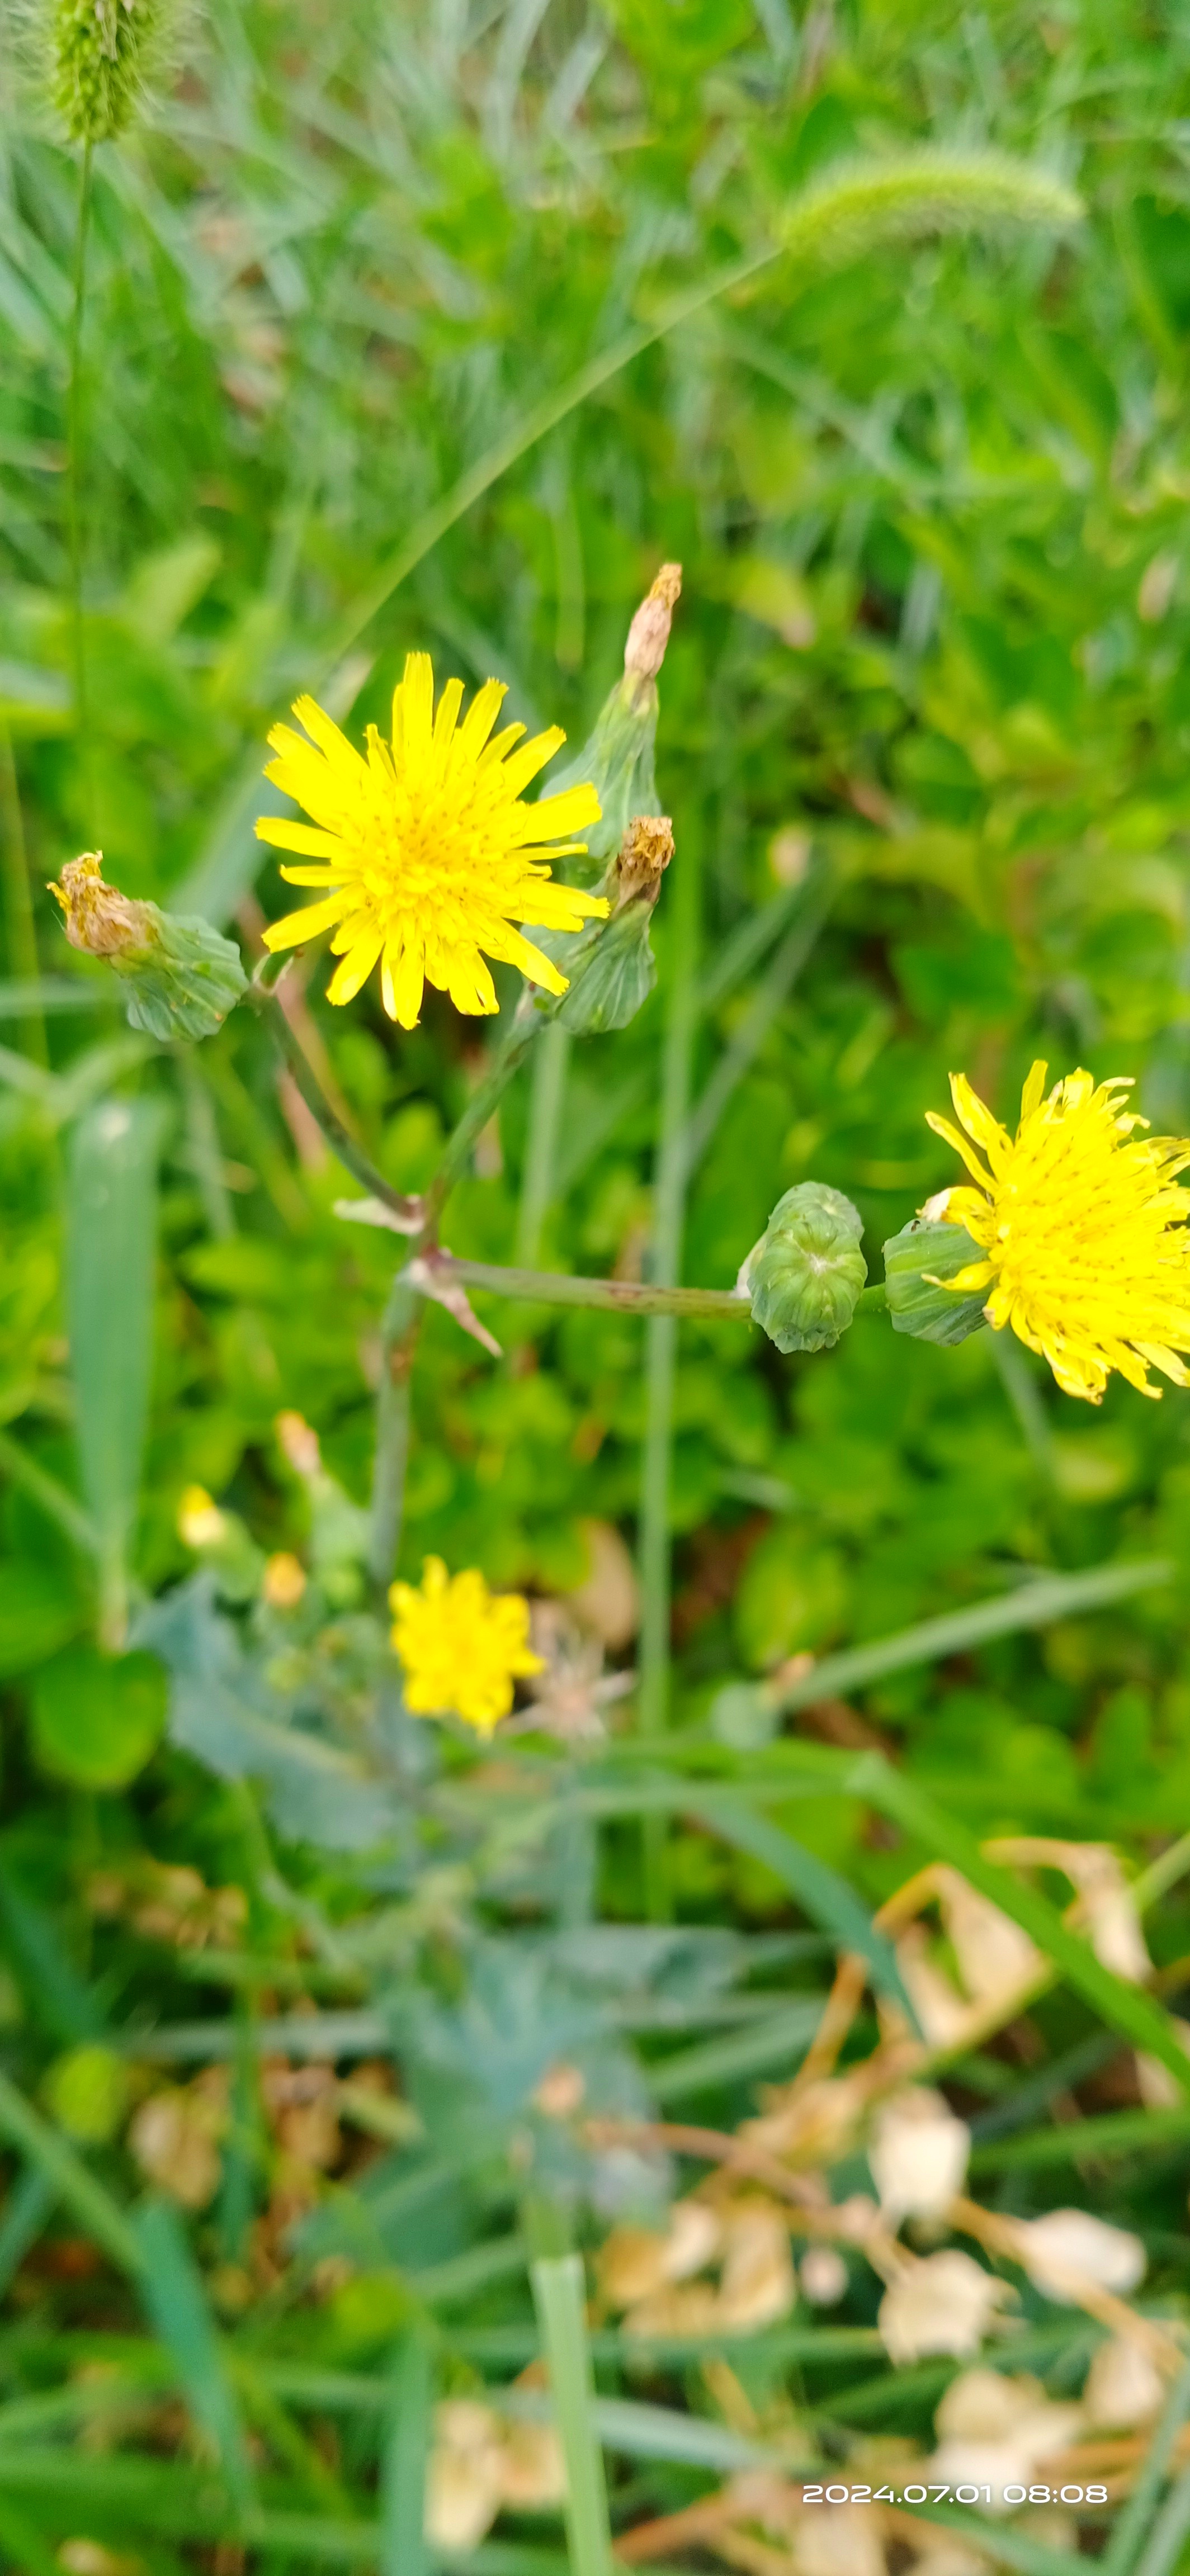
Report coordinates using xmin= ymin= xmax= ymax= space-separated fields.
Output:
xmin=884 ymin=1210 xmax=988 ymax=1345
xmin=49 ymin=852 xmax=246 ymax=1040
xmin=558 ymin=815 xmax=674 ymax=1034
xmin=50 ymin=0 xmax=170 ymax=144
xmin=526 ymin=569 xmax=681 ymax=1022
xmin=550 ymin=566 xmax=680 ymax=873
xmin=741 ymin=1182 xmax=867 ymax=1355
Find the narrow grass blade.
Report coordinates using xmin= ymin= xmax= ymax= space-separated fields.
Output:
xmin=853 ymin=1760 xmax=1190 ymax=2097
xmin=380 ymin=2326 xmax=432 ymax=2576
xmin=972 ymin=2103 xmax=1190 ymax=2172
xmin=516 ymin=1018 xmax=570 ymax=1268
xmin=134 ymin=2198 xmax=253 ymax=2511
xmin=638 ymin=812 xmax=701 ymax=1925
xmin=1136 ymin=2464 xmax=1190 ymax=2576
xmin=903 ymin=2499 xmax=1087 ymax=2576
xmin=650 ymin=1998 xmax=823 ymax=2105
xmin=0 ymin=2068 xmax=142 ymax=2276
xmin=0 ymin=1426 xmax=100 ymax=1560
xmin=691 ymin=1797 xmax=913 ymax=2016
xmin=1102 ymin=2356 xmax=1190 ymax=2576
xmin=503 ymin=2385 xmax=807 ymax=2475
xmin=0 ymin=2165 xmax=54 ymax=2297
xmin=531 ymin=2253 xmax=613 ymax=2576
xmin=66 ymin=1096 xmax=164 ymax=1646
xmin=680 ymin=864 xmax=834 ymax=1179
xmin=771 ymin=1557 xmax=1172 ymax=1713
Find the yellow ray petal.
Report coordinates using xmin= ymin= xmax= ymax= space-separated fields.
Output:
xmin=261 ymin=893 xmax=351 ymax=951
xmin=254 ymin=818 xmax=344 ymax=859
xmin=925 ymin=1109 xmax=994 ymax=1190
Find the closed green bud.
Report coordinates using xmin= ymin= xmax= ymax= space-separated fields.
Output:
xmin=49 ymin=0 xmax=171 ymax=143
xmin=528 ymin=569 xmax=680 ymax=1026
xmin=884 ymin=1209 xmax=988 ymax=1345
xmin=558 ymin=815 xmax=673 ymax=1034
xmin=740 ymin=1182 xmax=867 ymax=1355
xmin=49 ymin=852 xmax=247 ymax=1040
xmin=550 ymin=565 xmax=680 ymax=874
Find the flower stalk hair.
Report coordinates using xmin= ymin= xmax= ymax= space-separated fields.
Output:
xmin=257 ymin=655 xmax=607 ymax=1028
xmin=390 ymin=1557 xmax=542 ymax=1734
xmin=925 ymin=1061 xmax=1190 ymax=1403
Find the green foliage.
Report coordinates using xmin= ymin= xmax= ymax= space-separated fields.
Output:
xmin=30 ymin=1642 xmax=166 ymax=1786
xmin=3 ymin=0 xmax=1190 ymax=2564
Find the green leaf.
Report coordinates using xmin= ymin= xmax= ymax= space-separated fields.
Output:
xmin=379 ymin=2328 xmax=433 ymax=2576
xmin=134 ymin=2198 xmax=253 ymax=2515
xmin=30 ymin=1642 xmax=167 ymax=1788
xmin=0 ymin=1557 xmax=81 ymax=1676
xmin=0 ymin=2069 xmax=143 ymax=2278
xmin=67 ymin=1095 xmax=164 ymax=1646
xmin=688 ymin=1797 xmax=914 ymax=2019
xmin=531 ymin=2255 xmax=614 ymax=2576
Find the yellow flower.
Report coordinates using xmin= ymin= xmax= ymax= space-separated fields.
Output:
xmin=926 ymin=1061 xmax=1190 ymax=1403
xmin=256 ymin=655 xmax=607 ymax=1026
xmin=390 ymin=1556 xmax=543 ymax=1735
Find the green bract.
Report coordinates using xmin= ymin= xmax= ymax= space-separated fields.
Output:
xmin=742 ymin=1182 xmax=867 ymax=1355
xmin=49 ymin=854 xmax=247 ymax=1040
xmin=884 ymin=1214 xmax=989 ymax=1345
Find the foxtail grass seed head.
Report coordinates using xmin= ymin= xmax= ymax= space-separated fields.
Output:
xmin=390 ymin=1556 xmax=544 ymax=1735
xmin=925 ymin=1060 xmax=1190 ymax=1401
xmin=257 ymin=655 xmax=606 ymax=1027
xmin=50 ymin=0 xmax=168 ymax=143
xmin=740 ymin=1181 xmax=867 ymax=1353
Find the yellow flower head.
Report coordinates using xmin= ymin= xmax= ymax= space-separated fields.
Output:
xmin=926 ymin=1060 xmax=1190 ymax=1403
xmin=390 ymin=1555 xmax=543 ymax=1735
xmin=256 ymin=655 xmax=607 ymax=1027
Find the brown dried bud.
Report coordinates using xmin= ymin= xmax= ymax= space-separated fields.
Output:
xmin=615 ymin=814 xmax=674 ymax=906
xmin=48 ymin=851 xmax=152 ymax=956
xmin=624 ymin=562 xmax=683 ymax=680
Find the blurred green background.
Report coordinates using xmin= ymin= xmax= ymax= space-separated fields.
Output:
xmin=6 ymin=0 xmax=1190 ymax=1855
xmin=1 ymin=1 xmax=1190 ymax=2561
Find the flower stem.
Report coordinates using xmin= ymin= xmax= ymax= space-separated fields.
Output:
xmin=409 ymin=1251 xmax=751 ymax=1320
xmin=638 ymin=816 xmax=701 ymax=1917
xmin=67 ymin=141 xmax=94 ymax=825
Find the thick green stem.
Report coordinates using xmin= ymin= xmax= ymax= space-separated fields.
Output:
xmin=638 ymin=822 xmax=700 ymax=1916
xmin=516 ymin=1016 xmax=570 ymax=1267
xmin=67 ymin=142 xmax=93 ymax=827
xmin=410 ymin=1252 xmax=753 ymax=1320
xmin=0 ymin=722 xmax=47 ymax=1067
xmin=369 ymin=1280 xmax=419 ymax=1589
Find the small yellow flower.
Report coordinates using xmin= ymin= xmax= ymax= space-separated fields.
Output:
xmin=256 ymin=655 xmax=607 ymax=1027
xmin=926 ymin=1060 xmax=1190 ymax=1403
xmin=177 ymin=1485 xmax=226 ymax=1549
xmin=390 ymin=1556 xmax=543 ymax=1735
